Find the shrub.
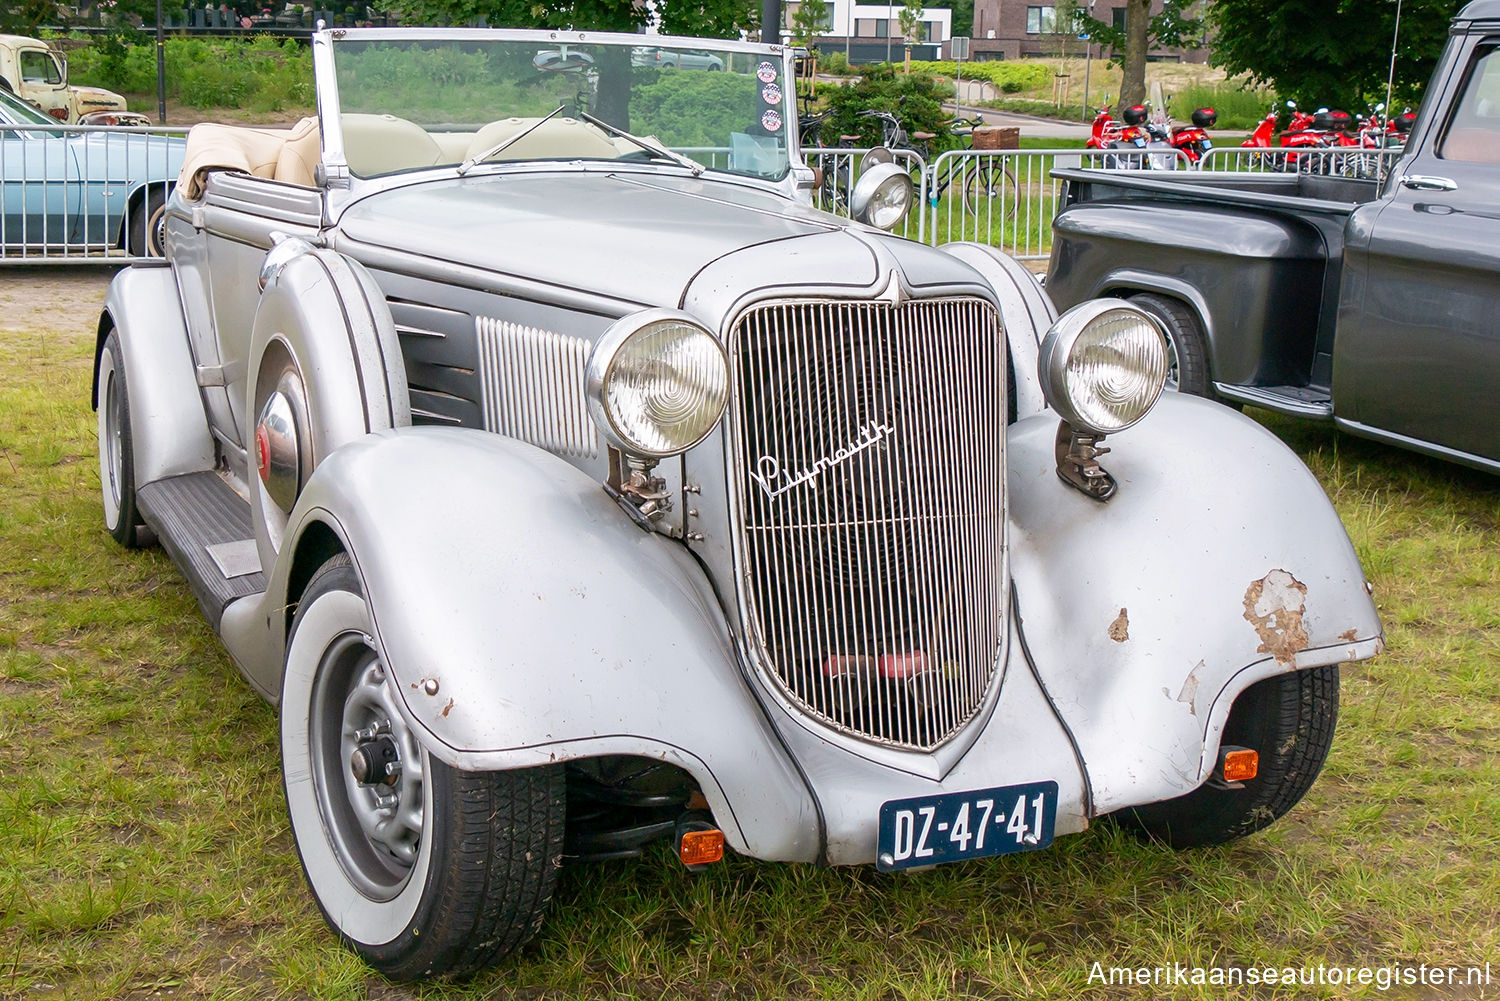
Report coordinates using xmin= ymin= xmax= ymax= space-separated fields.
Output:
xmin=820 ymin=64 xmax=960 ymax=151
xmin=908 ymin=60 xmax=1053 ymax=94
xmin=59 ymin=33 xmax=313 ymax=111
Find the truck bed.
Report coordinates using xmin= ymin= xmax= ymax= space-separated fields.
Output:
xmin=1051 ymin=168 xmax=1381 ymax=217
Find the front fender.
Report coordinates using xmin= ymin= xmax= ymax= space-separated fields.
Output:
xmin=272 ymin=427 xmax=818 ymax=861
xmin=1007 ymin=394 xmax=1382 ymax=814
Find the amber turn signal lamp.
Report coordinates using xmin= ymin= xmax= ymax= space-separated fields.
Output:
xmin=679 ymin=828 xmax=724 ymax=867
xmin=1222 ymin=748 xmax=1259 ymax=783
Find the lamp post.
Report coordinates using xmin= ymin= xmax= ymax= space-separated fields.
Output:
xmin=886 ymin=0 xmax=893 ymax=62
xmin=156 ymin=0 xmax=166 ymax=124
xmin=1080 ymin=0 xmax=1095 ymax=122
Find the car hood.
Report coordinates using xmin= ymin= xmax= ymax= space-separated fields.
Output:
xmin=73 ymin=86 xmax=127 ymax=110
xmin=334 ymin=171 xmax=984 ymax=311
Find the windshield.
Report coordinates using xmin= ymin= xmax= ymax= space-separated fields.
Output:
xmin=329 ymin=34 xmax=791 ymax=182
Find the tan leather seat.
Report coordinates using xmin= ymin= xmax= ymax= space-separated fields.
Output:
xmin=273 ymin=117 xmax=322 ymax=186
xmin=342 ymin=113 xmax=443 ymax=176
xmin=465 ymin=117 xmax=622 ymax=162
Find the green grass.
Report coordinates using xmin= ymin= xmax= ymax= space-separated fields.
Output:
xmin=2 ymin=271 xmax=1498 ymax=999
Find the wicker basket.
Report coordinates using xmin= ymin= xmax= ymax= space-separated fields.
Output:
xmin=970 ymin=126 xmax=1020 ymax=150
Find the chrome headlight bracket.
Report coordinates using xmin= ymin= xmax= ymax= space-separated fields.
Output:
xmin=1037 ymin=300 xmax=1168 ymax=501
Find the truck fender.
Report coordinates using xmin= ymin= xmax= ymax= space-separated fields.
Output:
xmin=262 ymin=427 xmax=819 ymax=861
xmin=95 ymin=263 xmax=214 ymax=486
xmin=245 ymin=247 xmax=410 ymax=571
xmin=1006 ymin=393 xmax=1382 ymax=814
xmin=939 ymin=242 xmax=1054 ymax=420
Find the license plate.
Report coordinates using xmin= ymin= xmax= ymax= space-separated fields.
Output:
xmin=1203 ymin=139 xmax=1214 ymax=149
xmin=877 ymin=781 xmax=1058 ymax=871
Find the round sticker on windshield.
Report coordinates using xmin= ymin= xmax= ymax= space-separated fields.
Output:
xmin=762 ymin=82 xmax=782 ymax=105
xmin=761 ymin=109 xmax=782 ymax=132
xmin=757 ymin=61 xmax=778 ymax=83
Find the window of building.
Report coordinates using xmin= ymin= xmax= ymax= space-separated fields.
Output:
xmin=1112 ymin=8 xmax=1126 ymax=30
xmin=1026 ymin=6 xmax=1056 ymax=35
xmin=855 ymin=17 xmax=890 ymax=37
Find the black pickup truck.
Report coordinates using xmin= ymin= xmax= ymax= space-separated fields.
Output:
xmin=1045 ymin=0 xmax=1500 ymax=474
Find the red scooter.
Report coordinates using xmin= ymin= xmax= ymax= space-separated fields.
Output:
xmin=1166 ymin=107 xmax=1216 ymax=165
xmin=1088 ymin=102 xmax=1151 ymax=167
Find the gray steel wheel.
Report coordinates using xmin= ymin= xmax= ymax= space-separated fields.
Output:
xmin=96 ymin=331 xmax=145 ymax=548
xmin=282 ymin=555 xmax=567 ymax=980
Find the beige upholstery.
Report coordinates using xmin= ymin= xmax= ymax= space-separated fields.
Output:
xmin=177 ymin=117 xmax=322 ymax=197
xmin=342 ymin=113 xmax=443 ymax=176
xmin=464 ymin=117 xmax=625 ymax=162
xmin=273 ymin=117 xmax=322 ymax=187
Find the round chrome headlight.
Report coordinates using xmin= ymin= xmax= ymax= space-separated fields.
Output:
xmin=850 ymin=161 xmax=913 ymax=230
xmin=1037 ymin=300 xmax=1168 ymax=434
xmin=586 ymin=310 xmax=730 ymax=458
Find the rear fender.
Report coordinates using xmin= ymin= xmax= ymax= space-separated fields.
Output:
xmin=254 ymin=427 xmax=818 ymax=861
xmin=95 ymin=264 xmax=214 ymax=486
xmin=1007 ymin=393 xmax=1382 ymax=813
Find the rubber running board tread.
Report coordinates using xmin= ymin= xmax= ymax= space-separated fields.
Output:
xmin=137 ymin=471 xmax=265 ymax=629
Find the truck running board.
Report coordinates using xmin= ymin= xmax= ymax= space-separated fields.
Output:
xmin=136 ymin=472 xmax=266 ymax=629
xmin=1213 ymin=384 xmax=1334 ymax=420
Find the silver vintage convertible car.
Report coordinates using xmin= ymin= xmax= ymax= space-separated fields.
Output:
xmin=94 ymin=27 xmax=1382 ymax=980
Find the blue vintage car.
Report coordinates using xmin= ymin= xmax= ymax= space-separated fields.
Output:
xmin=0 ymin=86 xmax=185 ymax=255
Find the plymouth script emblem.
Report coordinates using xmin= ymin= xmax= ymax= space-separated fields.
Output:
xmin=750 ymin=420 xmax=896 ymax=499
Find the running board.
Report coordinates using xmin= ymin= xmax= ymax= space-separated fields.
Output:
xmin=1213 ymin=383 xmax=1334 ymax=419
xmin=136 ymin=472 xmax=266 ymax=629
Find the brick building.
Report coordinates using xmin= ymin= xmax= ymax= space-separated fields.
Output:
xmin=963 ymin=0 xmax=1207 ymax=62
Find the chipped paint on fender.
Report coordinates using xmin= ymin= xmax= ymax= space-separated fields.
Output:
xmin=1242 ymin=570 xmax=1309 ymax=666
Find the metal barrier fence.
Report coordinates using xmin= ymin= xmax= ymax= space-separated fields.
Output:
xmin=924 ymin=147 xmax=1190 ymax=260
xmin=1 ymin=128 xmax=1400 ymax=266
xmin=0 ymin=123 xmax=186 ymax=264
xmin=1199 ymin=145 xmax=1404 ymax=178
xmin=802 ymin=146 xmax=930 ymax=243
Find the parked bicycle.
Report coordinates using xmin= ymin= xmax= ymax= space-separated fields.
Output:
xmin=853 ymin=107 xmax=1020 ymax=215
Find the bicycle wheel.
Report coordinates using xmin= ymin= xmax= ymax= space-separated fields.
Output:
xmin=963 ymin=161 xmax=1019 ymax=218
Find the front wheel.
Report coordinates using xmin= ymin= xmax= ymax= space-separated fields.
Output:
xmin=1122 ymin=666 xmax=1339 ymax=848
xmin=961 ymin=162 xmax=1019 ymax=219
xmin=282 ymin=555 xmax=566 ymax=980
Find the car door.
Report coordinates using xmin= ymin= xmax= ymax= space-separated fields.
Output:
xmin=0 ymin=93 xmax=81 ymax=247
xmin=1338 ymin=35 xmax=1500 ymax=464
xmin=15 ymin=47 xmax=71 ymax=122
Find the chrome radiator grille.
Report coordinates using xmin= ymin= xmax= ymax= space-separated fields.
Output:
xmin=730 ymin=299 xmax=1006 ymax=751
xmin=476 ymin=316 xmax=598 ymax=457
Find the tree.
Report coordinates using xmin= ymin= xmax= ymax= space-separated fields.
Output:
xmin=898 ymin=0 xmax=923 ymax=72
xmin=1074 ymin=0 xmax=1202 ymax=108
xmin=789 ymin=0 xmax=828 ymax=48
xmin=1208 ymin=0 xmax=1462 ymax=111
xmin=1 ymin=0 xmax=60 ymax=35
xmin=383 ymin=0 xmax=757 ymax=38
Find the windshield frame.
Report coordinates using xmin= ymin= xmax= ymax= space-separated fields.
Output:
xmin=314 ymin=27 xmax=801 ymax=209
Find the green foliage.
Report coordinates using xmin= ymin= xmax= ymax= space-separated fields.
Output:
xmin=0 ymin=0 xmax=61 ymax=35
xmin=821 ymin=49 xmax=852 ymax=76
xmin=379 ymin=0 xmax=757 ymax=37
xmin=1166 ymin=82 xmax=1270 ymax=131
xmin=1075 ymin=0 xmax=1202 ymax=68
xmin=789 ymin=0 xmax=828 ymax=49
xmin=62 ymin=34 xmax=313 ymax=111
xmin=908 ymin=60 xmax=1052 ymax=93
xmin=820 ymin=63 xmax=958 ymax=150
xmin=898 ymin=0 xmax=924 ymax=47
xmin=629 ymin=69 xmax=762 ymax=147
xmin=1208 ymin=0 xmax=1462 ymax=110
